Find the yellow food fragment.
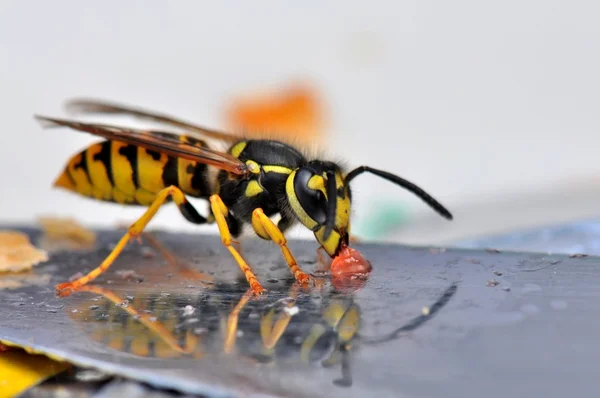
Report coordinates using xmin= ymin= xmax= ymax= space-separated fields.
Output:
xmin=0 ymin=231 xmax=48 ymax=273
xmin=38 ymin=216 xmax=96 ymax=251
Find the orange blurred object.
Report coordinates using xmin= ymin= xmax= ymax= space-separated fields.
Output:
xmin=224 ymin=83 xmax=325 ymax=144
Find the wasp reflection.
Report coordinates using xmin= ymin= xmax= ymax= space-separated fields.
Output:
xmin=68 ymin=281 xmax=456 ymax=388
xmin=66 ymin=232 xmax=456 ymax=388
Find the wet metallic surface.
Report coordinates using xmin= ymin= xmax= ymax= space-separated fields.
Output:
xmin=0 ymin=227 xmax=598 ymax=397
xmin=454 ymin=218 xmax=600 ymax=255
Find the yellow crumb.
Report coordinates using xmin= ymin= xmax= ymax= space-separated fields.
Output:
xmin=38 ymin=216 xmax=96 ymax=251
xmin=0 ymin=231 xmax=48 ymax=273
xmin=421 ymin=306 xmax=430 ymax=316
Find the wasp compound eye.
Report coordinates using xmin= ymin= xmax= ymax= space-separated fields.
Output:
xmin=294 ymin=167 xmax=327 ymax=226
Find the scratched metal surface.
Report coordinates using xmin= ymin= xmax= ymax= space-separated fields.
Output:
xmin=0 ymin=227 xmax=598 ymax=398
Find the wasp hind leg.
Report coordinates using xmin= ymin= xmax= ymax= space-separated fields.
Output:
xmin=55 ymin=186 xmax=207 ymax=297
xmin=251 ymin=208 xmax=313 ymax=286
xmin=209 ymin=194 xmax=265 ymax=295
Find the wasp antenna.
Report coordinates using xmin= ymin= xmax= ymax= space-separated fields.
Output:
xmin=345 ymin=166 xmax=453 ymax=220
xmin=323 ymin=170 xmax=338 ymax=240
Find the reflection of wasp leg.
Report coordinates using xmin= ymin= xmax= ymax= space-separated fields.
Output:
xmin=332 ymin=346 xmax=353 ymax=387
xmin=56 ymin=186 xmax=207 ymax=297
xmin=223 ymin=289 xmax=253 ymax=354
xmin=79 ymin=285 xmax=198 ymax=355
xmin=210 ymin=194 xmax=265 ymax=295
xmin=260 ymin=284 xmax=300 ymax=350
xmin=140 ymin=232 xmax=215 ymax=284
xmin=251 ymin=208 xmax=312 ymax=285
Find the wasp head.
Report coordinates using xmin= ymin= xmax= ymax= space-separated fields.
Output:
xmin=286 ymin=161 xmax=351 ymax=257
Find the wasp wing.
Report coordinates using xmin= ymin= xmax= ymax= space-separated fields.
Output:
xmin=35 ymin=116 xmax=249 ymax=175
xmin=65 ymin=98 xmax=238 ymax=143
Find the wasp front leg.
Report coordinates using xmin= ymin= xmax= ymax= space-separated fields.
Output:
xmin=209 ymin=194 xmax=265 ymax=295
xmin=251 ymin=208 xmax=313 ymax=286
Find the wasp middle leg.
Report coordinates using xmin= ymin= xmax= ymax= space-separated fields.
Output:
xmin=251 ymin=208 xmax=312 ymax=286
xmin=209 ymin=194 xmax=265 ymax=295
xmin=55 ymin=186 xmax=207 ymax=297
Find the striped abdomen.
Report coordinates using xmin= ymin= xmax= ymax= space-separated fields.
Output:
xmin=54 ymin=136 xmax=213 ymax=205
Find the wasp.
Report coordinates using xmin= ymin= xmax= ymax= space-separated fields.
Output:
xmin=35 ymin=99 xmax=453 ymax=296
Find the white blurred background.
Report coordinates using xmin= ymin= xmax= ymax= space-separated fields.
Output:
xmin=1 ymin=1 xmax=600 ymax=246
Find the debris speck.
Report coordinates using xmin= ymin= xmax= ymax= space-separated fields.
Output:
xmin=248 ymin=312 xmax=259 ymax=319
xmin=126 ymin=295 xmax=135 ymax=301
xmin=283 ymin=306 xmax=299 ymax=316
xmin=186 ymin=285 xmax=195 ymax=289
xmin=236 ymin=330 xmax=244 ymax=337
xmin=140 ymin=246 xmax=156 ymax=258
xmin=149 ymin=317 xmax=157 ymax=322
xmin=89 ymin=305 xmax=99 ymax=310
xmin=569 ymin=253 xmax=588 ymax=258
xmin=267 ymin=278 xmax=279 ymax=283
xmin=193 ymin=327 xmax=208 ymax=335
xmin=71 ymin=309 xmax=78 ymax=313
xmin=116 ymin=270 xmax=144 ymax=282
xmin=116 ymin=300 xmax=129 ymax=308
xmin=160 ymin=292 xmax=170 ymax=297
xmin=493 ymin=270 xmax=503 ymax=276
xmin=487 ymin=279 xmax=499 ymax=287
xmin=182 ymin=305 xmax=195 ymax=317
xmin=486 ymin=248 xmax=501 ymax=254
xmin=421 ymin=306 xmax=430 ymax=316
xmin=501 ymin=286 xmax=511 ymax=292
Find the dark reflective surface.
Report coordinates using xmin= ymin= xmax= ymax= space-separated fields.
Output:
xmin=1 ymin=227 xmax=598 ymax=398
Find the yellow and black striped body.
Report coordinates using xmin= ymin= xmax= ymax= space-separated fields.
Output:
xmin=54 ymin=136 xmax=355 ymax=251
xmin=54 ymin=135 xmax=213 ymax=206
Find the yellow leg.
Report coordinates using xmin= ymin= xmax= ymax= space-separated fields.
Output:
xmin=251 ymin=208 xmax=312 ymax=285
xmin=260 ymin=284 xmax=300 ymax=350
xmin=223 ymin=289 xmax=253 ymax=354
xmin=55 ymin=186 xmax=195 ymax=297
xmin=209 ymin=194 xmax=265 ymax=295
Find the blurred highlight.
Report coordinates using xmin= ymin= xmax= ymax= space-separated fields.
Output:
xmin=224 ymin=82 xmax=326 ymax=144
